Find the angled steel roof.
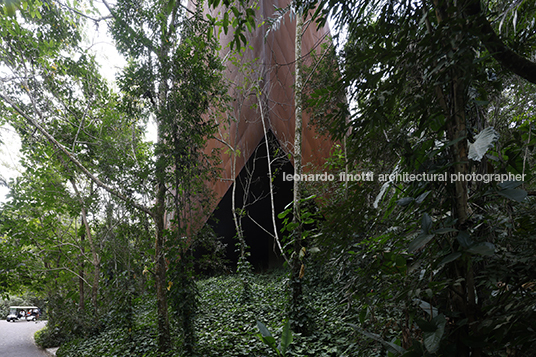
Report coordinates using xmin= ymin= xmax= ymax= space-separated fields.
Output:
xmin=203 ymin=0 xmax=334 ymax=208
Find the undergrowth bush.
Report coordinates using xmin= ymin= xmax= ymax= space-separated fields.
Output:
xmin=35 ymin=324 xmax=70 ymax=349
xmin=55 ymin=269 xmax=357 ymax=357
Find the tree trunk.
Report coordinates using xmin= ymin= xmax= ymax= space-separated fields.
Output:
xmin=293 ymin=6 xmax=304 ymax=247
xmin=79 ymin=226 xmax=85 ymax=312
xmin=435 ymin=2 xmax=481 ymax=355
xmin=154 ymin=116 xmax=171 ymax=352
xmin=291 ymin=9 xmax=305 ymax=333
xmin=257 ymin=93 xmax=288 ymax=264
xmin=69 ymin=178 xmax=100 ymax=310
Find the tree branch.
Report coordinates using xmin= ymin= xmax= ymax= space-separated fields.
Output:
xmin=0 ymin=92 xmax=154 ymax=217
xmin=101 ymin=0 xmax=156 ymax=55
xmin=465 ymin=0 xmax=536 ymax=84
xmin=55 ymin=0 xmax=112 ymax=23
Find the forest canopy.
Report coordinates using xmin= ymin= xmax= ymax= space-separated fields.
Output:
xmin=1 ymin=0 xmax=535 ymax=356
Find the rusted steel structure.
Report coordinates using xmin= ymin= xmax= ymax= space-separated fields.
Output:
xmin=206 ymin=2 xmax=333 ymax=203
xmin=200 ymin=1 xmax=334 ymax=268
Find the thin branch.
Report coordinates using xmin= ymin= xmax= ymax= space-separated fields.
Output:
xmin=247 ymin=213 xmax=277 ymax=239
xmin=257 ymin=91 xmax=289 ymax=264
xmin=466 ymin=0 xmax=536 ymax=84
xmin=56 ymin=0 xmax=112 ymax=23
xmin=72 ymin=98 xmax=93 ymax=152
xmin=302 ymin=43 xmax=333 ymax=88
xmin=101 ymin=0 xmax=156 ymax=54
xmin=0 ymin=92 xmax=154 ymax=217
xmin=41 ymin=267 xmax=93 ymax=287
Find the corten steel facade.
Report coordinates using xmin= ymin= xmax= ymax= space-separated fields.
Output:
xmin=198 ymin=1 xmax=334 ymax=268
xmin=204 ymin=1 xmax=333 ymax=201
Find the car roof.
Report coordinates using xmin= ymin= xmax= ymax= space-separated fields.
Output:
xmin=9 ymin=306 xmax=38 ymax=309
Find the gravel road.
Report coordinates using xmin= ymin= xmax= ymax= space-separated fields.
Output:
xmin=0 ymin=320 xmax=49 ymax=357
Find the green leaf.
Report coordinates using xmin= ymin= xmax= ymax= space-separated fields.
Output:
xmin=439 ymin=252 xmax=462 ymax=265
xmin=231 ymin=6 xmax=239 ymax=18
xmin=165 ymin=0 xmax=175 ymax=15
xmin=416 ymin=319 xmax=438 ymax=332
xmin=497 ymin=188 xmax=527 ymax=202
xmin=397 ymin=197 xmax=414 ymax=206
xmin=473 ymin=99 xmax=489 ymax=106
xmin=348 ymin=324 xmax=405 ymax=355
xmin=223 ymin=12 xmax=229 ymax=34
xmin=423 ymin=314 xmax=446 ymax=353
xmin=498 ymin=180 xmax=522 ymax=190
xmin=434 ymin=227 xmax=458 ymax=234
xmin=456 ymin=231 xmax=472 ymax=248
xmin=256 ymin=320 xmax=273 ymax=339
xmin=415 ymin=191 xmax=430 ymax=204
xmin=421 ymin=213 xmax=432 ymax=234
xmin=414 ymin=299 xmax=438 ymax=318
xmin=467 ymin=242 xmax=495 ymax=256
xmin=256 ymin=320 xmax=277 ymax=350
xmin=280 ymin=319 xmax=293 ymax=354
xmin=468 ymin=127 xmax=499 ymax=162
xmin=408 ymin=233 xmax=435 ymax=253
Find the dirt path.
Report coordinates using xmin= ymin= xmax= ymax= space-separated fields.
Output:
xmin=0 ymin=320 xmax=49 ymax=357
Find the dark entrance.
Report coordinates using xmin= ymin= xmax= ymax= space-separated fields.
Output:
xmin=208 ymin=131 xmax=294 ymax=271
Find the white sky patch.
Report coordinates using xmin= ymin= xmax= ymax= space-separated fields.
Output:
xmin=85 ymin=2 xmax=126 ymax=87
xmin=0 ymin=3 xmax=127 ymax=204
xmin=0 ymin=124 xmax=23 ymax=203
xmin=146 ymin=115 xmax=158 ymax=143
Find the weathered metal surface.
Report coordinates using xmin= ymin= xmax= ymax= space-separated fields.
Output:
xmin=203 ymin=0 xmax=334 ymax=207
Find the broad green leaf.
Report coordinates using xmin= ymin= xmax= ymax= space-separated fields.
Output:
xmin=473 ymin=99 xmax=489 ymax=106
xmin=223 ymin=12 xmax=229 ymax=34
xmin=256 ymin=320 xmax=277 ymax=350
xmin=457 ymin=231 xmax=472 ymax=248
xmin=416 ymin=319 xmax=438 ymax=332
xmin=256 ymin=320 xmax=273 ymax=339
xmin=498 ymin=180 xmax=522 ymax=190
xmin=309 ymin=247 xmax=320 ymax=254
xmin=397 ymin=197 xmax=414 ymax=206
xmin=439 ymin=252 xmax=462 ymax=265
xmin=468 ymin=127 xmax=499 ymax=162
xmin=423 ymin=314 xmax=446 ymax=353
xmin=434 ymin=227 xmax=458 ymax=234
xmin=415 ymin=191 xmax=430 ymax=204
xmin=231 ymin=5 xmax=239 ymax=18
xmin=165 ymin=0 xmax=175 ymax=15
xmin=278 ymin=208 xmax=290 ymax=219
xmin=421 ymin=213 xmax=432 ymax=234
xmin=497 ymin=188 xmax=527 ymax=202
xmin=280 ymin=319 xmax=293 ymax=354
xmin=409 ymin=233 xmax=435 ymax=253
xmin=348 ymin=324 xmax=405 ymax=355
xmin=467 ymin=242 xmax=495 ymax=256
xmin=261 ymin=335 xmax=277 ymax=349
xmin=414 ymin=299 xmax=438 ymax=318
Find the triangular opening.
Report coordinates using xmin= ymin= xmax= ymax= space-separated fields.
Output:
xmin=205 ymin=130 xmax=294 ymax=271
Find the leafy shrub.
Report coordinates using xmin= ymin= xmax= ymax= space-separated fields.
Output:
xmin=35 ymin=324 xmax=70 ymax=349
xmin=56 ymin=326 xmax=159 ymax=357
xmin=55 ymin=270 xmax=358 ymax=357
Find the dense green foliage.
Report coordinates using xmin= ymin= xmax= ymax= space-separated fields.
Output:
xmin=298 ymin=0 xmax=536 ymax=356
xmin=53 ymin=270 xmax=357 ymax=357
xmin=1 ymin=0 xmax=535 ymax=356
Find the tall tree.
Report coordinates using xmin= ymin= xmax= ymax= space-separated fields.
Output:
xmin=300 ymin=0 xmax=536 ymax=355
xmin=105 ymin=0 xmax=225 ymax=351
xmin=1 ymin=0 xmax=223 ymax=352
